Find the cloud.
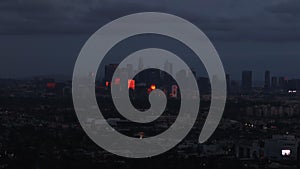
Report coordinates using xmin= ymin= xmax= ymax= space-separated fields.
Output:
xmin=0 ymin=0 xmax=299 ymax=42
xmin=268 ymin=0 xmax=300 ymax=15
xmin=0 ymin=0 xmax=167 ymax=34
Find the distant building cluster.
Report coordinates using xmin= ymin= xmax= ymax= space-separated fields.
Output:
xmin=0 ymin=77 xmax=72 ymax=98
xmin=227 ymin=70 xmax=300 ymax=95
xmin=103 ymin=62 xmax=300 ymax=97
xmin=1 ymin=63 xmax=300 ymax=168
xmin=100 ymin=61 xmax=199 ymax=99
xmin=245 ymin=104 xmax=300 ymax=117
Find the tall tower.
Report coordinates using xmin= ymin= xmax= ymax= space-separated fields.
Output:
xmin=104 ymin=64 xmax=118 ymax=82
xmin=226 ymin=74 xmax=231 ymax=93
xmin=162 ymin=60 xmax=173 ymax=89
xmin=264 ymin=70 xmax=271 ymax=91
xmin=278 ymin=77 xmax=286 ymax=90
xmin=138 ymin=57 xmax=144 ymax=71
xmin=242 ymin=70 xmax=252 ymax=92
xmin=164 ymin=60 xmax=173 ymax=75
xmin=271 ymin=76 xmax=278 ymax=90
xmin=126 ymin=64 xmax=133 ymax=78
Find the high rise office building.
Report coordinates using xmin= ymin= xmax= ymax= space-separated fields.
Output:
xmin=126 ymin=64 xmax=133 ymax=78
xmin=242 ymin=70 xmax=252 ymax=91
xmin=264 ymin=70 xmax=270 ymax=90
xmin=104 ymin=64 xmax=118 ymax=82
xmin=226 ymin=74 xmax=231 ymax=92
xmin=138 ymin=57 xmax=144 ymax=71
xmin=163 ymin=61 xmax=173 ymax=86
xmin=271 ymin=76 xmax=278 ymax=90
xmin=278 ymin=77 xmax=286 ymax=90
xmin=164 ymin=60 xmax=173 ymax=75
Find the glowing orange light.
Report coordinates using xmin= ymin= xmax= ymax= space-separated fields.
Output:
xmin=128 ymin=79 xmax=135 ymax=89
xmin=105 ymin=81 xmax=110 ymax=87
xmin=150 ymin=84 xmax=156 ymax=90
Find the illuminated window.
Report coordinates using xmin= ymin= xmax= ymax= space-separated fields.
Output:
xmin=128 ymin=79 xmax=135 ymax=90
xmin=282 ymin=149 xmax=291 ymax=156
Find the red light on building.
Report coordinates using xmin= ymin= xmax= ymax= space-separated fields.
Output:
xmin=114 ymin=78 xmax=121 ymax=85
xmin=128 ymin=79 xmax=135 ymax=90
xmin=105 ymin=81 xmax=110 ymax=87
xmin=150 ymin=84 xmax=156 ymax=90
xmin=171 ymin=85 xmax=178 ymax=98
xmin=46 ymin=82 xmax=56 ymax=88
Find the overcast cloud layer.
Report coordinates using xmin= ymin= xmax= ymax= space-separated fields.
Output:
xmin=0 ymin=0 xmax=300 ymax=41
xmin=0 ymin=0 xmax=300 ymax=80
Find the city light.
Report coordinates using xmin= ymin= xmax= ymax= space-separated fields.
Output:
xmin=128 ymin=79 xmax=135 ymax=90
xmin=171 ymin=85 xmax=178 ymax=97
xmin=150 ymin=84 xmax=156 ymax=90
xmin=282 ymin=149 xmax=291 ymax=156
xmin=288 ymin=90 xmax=297 ymax=93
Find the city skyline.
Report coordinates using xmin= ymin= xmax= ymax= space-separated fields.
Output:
xmin=1 ymin=1 xmax=300 ymax=168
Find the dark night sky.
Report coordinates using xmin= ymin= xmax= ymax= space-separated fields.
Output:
xmin=0 ymin=0 xmax=300 ymax=81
